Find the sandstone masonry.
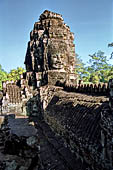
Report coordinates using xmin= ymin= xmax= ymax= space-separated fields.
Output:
xmin=25 ymin=10 xmax=77 ymax=86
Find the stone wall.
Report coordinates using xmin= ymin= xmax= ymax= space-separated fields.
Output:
xmin=100 ymin=79 xmax=113 ymax=169
xmin=38 ymin=85 xmax=112 ymax=170
xmin=1 ymin=81 xmax=22 ymax=114
xmin=26 ymin=84 xmax=112 ymax=170
xmin=57 ymin=82 xmax=109 ymax=96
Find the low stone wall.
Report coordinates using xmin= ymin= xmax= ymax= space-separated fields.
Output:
xmin=26 ymin=84 xmax=112 ymax=170
xmin=57 ymin=82 xmax=109 ymax=96
xmin=43 ymin=88 xmax=110 ymax=170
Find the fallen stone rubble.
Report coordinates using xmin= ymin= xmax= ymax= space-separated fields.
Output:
xmin=0 ymin=114 xmax=40 ymax=170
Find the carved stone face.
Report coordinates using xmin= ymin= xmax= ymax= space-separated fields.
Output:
xmin=50 ymin=54 xmax=63 ymax=69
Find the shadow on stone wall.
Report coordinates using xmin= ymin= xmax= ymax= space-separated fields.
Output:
xmin=25 ymin=89 xmax=110 ymax=170
xmin=25 ymin=92 xmax=95 ymax=170
xmin=25 ymin=90 xmax=44 ymax=121
xmin=45 ymin=94 xmax=110 ymax=169
xmin=56 ymin=81 xmax=109 ymax=96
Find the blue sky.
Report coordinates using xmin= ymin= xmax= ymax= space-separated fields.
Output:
xmin=0 ymin=0 xmax=113 ymax=72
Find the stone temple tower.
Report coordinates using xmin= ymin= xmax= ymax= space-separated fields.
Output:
xmin=24 ymin=10 xmax=77 ymax=86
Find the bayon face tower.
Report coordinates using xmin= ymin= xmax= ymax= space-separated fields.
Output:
xmin=24 ymin=10 xmax=77 ymax=86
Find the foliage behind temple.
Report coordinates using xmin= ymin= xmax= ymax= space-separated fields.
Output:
xmin=0 ymin=66 xmax=25 ymax=90
xmin=75 ymin=50 xmax=113 ymax=83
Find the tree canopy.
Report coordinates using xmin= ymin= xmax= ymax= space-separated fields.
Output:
xmin=0 ymin=65 xmax=8 ymax=90
xmin=75 ymin=51 xmax=113 ymax=84
xmin=7 ymin=67 xmax=25 ymax=81
xmin=108 ymin=42 xmax=113 ymax=59
xmin=0 ymin=66 xmax=25 ymax=90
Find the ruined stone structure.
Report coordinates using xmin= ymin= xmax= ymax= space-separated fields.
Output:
xmin=25 ymin=10 xmax=76 ymax=86
xmin=0 ymin=10 xmax=113 ymax=170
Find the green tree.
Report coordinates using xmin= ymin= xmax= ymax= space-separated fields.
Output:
xmin=108 ymin=42 xmax=113 ymax=59
xmin=107 ymin=66 xmax=113 ymax=80
xmin=7 ymin=67 xmax=25 ymax=81
xmin=0 ymin=66 xmax=25 ymax=90
xmin=108 ymin=43 xmax=113 ymax=47
xmin=75 ymin=54 xmax=90 ymax=82
xmin=87 ymin=50 xmax=112 ymax=83
xmin=0 ymin=65 xmax=8 ymax=90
